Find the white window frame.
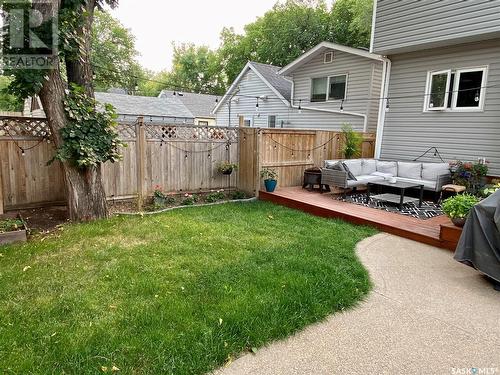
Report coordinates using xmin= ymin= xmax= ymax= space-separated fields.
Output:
xmin=310 ymin=74 xmax=349 ymax=103
xmin=424 ymin=69 xmax=451 ymax=111
xmin=423 ymin=66 xmax=488 ymax=113
xmin=268 ymin=115 xmax=277 ymax=128
xmin=451 ymin=66 xmax=488 ymax=112
xmin=243 ymin=116 xmax=253 ymax=127
xmin=327 ymin=74 xmax=348 ymax=101
xmin=324 ymin=51 xmax=334 ymax=64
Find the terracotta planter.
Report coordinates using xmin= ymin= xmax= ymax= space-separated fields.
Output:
xmin=451 ymin=217 xmax=467 ymax=228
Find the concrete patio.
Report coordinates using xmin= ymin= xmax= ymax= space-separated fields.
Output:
xmin=215 ymin=233 xmax=500 ymax=375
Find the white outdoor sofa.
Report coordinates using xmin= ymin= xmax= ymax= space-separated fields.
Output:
xmin=321 ymin=159 xmax=452 ymax=196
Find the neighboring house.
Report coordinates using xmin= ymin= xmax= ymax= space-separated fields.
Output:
xmin=213 ymin=61 xmax=293 ymax=128
xmin=371 ymin=0 xmax=500 ymax=176
xmin=159 ymin=90 xmax=217 ymax=126
xmin=214 ymin=44 xmax=385 ymax=132
xmin=24 ymin=92 xmax=196 ymax=124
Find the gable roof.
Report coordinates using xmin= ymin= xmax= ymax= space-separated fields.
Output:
xmin=158 ymin=90 xmax=218 ymax=118
xmin=212 ymin=61 xmax=292 ymax=113
xmin=95 ymin=92 xmax=194 ymax=119
xmin=279 ymin=42 xmax=386 ymax=76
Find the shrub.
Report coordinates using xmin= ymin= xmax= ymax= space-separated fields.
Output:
xmin=341 ymin=123 xmax=362 ymax=159
xmin=231 ymin=190 xmax=247 ymax=200
xmin=0 ymin=219 xmax=24 ymax=233
xmin=260 ymin=168 xmax=278 ymax=181
xmin=181 ymin=194 xmax=198 ymax=206
xmin=217 ymin=162 xmax=238 ymax=174
xmin=442 ymin=194 xmax=479 ymax=219
xmin=205 ymin=191 xmax=226 ymax=203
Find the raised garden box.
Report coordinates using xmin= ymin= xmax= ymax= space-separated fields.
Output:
xmin=0 ymin=217 xmax=28 ymax=246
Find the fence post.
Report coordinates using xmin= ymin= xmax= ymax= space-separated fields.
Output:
xmin=255 ymin=129 xmax=262 ymax=198
xmin=0 ymin=165 xmax=4 ymax=215
xmin=136 ymin=117 xmax=146 ymax=210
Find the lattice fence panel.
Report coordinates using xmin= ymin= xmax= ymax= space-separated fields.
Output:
xmin=116 ymin=123 xmax=137 ymax=139
xmin=145 ymin=124 xmax=238 ymax=143
xmin=0 ymin=117 xmax=51 ymax=138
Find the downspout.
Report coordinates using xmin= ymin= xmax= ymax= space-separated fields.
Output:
xmin=290 ymin=81 xmax=368 ymax=131
xmin=375 ymin=57 xmax=392 ymax=159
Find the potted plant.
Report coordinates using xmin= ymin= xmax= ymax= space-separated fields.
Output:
xmin=217 ymin=161 xmax=238 ymax=175
xmin=260 ymin=168 xmax=278 ymax=192
xmin=442 ymin=194 xmax=480 ymax=227
xmin=341 ymin=123 xmax=362 ymax=159
xmin=0 ymin=217 xmax=28 ymax=245
xmin=450 ymin=160 xmax=489 ymax=194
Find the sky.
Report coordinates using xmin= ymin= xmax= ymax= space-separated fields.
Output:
xmin=109 ymin=0 xmax=279 ymax=73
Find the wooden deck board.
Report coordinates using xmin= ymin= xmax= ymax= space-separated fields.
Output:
xmin=260 ymin=186 xmax=458 ymax=250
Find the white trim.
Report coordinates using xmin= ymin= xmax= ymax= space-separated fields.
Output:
xmin=291 ymin=80 xmax=369 ymax=131
xmin=310 ymin=74 xmax=348 ymax=102
xmin=268 ymin=115 xmax=277 ymax=128
xmin=422 ymin=65 xmax=489 ymax=113
xmin=324 ymin=51 xmax=334 ymax=64
xmin=424 ymin=69 xmax=451 ymax=111
xmin=370 ymin=0 xmax=378 ymax=53
xmin=279 ymin=41 xmax=385 ymax=76
xmin=212 ymin=62 xmax=290 ymax=114
xmin=375 ymin=58 xmax=391 ymax=159
xmin=451 ymin=66 xmax=488 ymax=111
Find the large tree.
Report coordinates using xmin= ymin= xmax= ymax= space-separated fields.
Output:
xmin=3 ymin=0 xmax=122 ymax=221
xmin=91 ymin=10 xmax=145 ymax=93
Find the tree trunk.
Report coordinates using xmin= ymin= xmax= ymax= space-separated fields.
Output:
xmin=38 ymin=67 xmax=109 ymax=222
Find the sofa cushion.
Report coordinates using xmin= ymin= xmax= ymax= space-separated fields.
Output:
xmin=371 ymin=171 xmax=393 ymax=179
xmin=422 ymin=162 xmax=450 ymax=181
xmin=324 ymin=160 xmax=346 ymax=172
xmin=362 ymin=159 xmax=377 ymax=175
xmin=397 ymin=162 xmax=422 ymax=179
xmin=396 ymin=177 xmax=437 ymax=190
xmin=376 ymin=161 xmax=397 ymax=176
xmin=343 ymin=159 xmax=363 ymax=177
xmin=347 ymin=175 xmax=384 ymax=187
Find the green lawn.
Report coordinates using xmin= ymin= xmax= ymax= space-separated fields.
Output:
xmin=0 ymin=201 xmax=376 ymax=374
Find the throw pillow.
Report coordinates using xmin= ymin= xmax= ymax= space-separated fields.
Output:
xmin=342 ymin=162 xmax=358 ymax=181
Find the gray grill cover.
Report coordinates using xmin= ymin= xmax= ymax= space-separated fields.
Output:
xmin=454 ymin=190 xmax=500 ymax=282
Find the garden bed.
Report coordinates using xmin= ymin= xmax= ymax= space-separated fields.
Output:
xmin=0 ymin=217 xmax=27 ymax=245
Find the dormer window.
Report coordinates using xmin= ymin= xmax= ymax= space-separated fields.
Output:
xmin=324 ymin=51 xmax=334 ymax=64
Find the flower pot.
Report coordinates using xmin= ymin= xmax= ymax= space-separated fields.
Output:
xmin=451 ymin=217 xmax=467 ymax=227
xmin=264 ymin=179 xmax=277 ymax=192
xmin=222 ymin=168 xmax=233 ymax=175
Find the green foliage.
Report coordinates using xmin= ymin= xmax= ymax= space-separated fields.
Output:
xmin=230 ymin=190 xmax=248 ymax=200
xmin=91 ymin=11 xmax=146 ymax=93
xmin=451 ymin=160 xmax=489 ymax=193
xmin=218 ymin=0 xmax=373 ymax=83
xmin=54 ymin=84 xmax=123 ymax=168
xmin=0 ymin=218 xmax=24 ymax=233
xmin=442 ymin=194 xmax=480 ymax=219
xmin=0 ymin=201 xmax=375 ymax=374
xmin=205 ymin=191 xmax=226 ymax=203
xmin=181 ymin=193 xmax=199 ymax=206
xmin=0 ymin=76 xmax=23 ymax=112
xmin=341 ymin=123 xmax=362 ymax=159
xmin=217 ymin=161 xmax=238 ymax=174
xmin=483 ymin=183 xmax=500 ymax=197
xmin=260 ymin=168 xmax=278 ymax=181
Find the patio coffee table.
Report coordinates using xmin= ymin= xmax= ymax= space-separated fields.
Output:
xmin=366 ymin=180 xmax=424 ymax=211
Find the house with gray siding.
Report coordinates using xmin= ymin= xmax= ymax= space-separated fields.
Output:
xmin=372 ymin=0 xmax=500 ymax=176
xmin=214 ymin=44 xmax=385 ymax=132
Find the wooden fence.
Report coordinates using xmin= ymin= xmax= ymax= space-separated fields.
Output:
xmin=0 ymin=115 xmax=375 ymax=212
xmin=238 ymin=128 xmax=376 ymax=194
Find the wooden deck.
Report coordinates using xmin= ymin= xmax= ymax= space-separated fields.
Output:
xmin=260 ymin=186 xmax=461 ymax=250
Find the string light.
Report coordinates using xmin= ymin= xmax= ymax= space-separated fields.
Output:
xmin=298 ymin=99 xmax=302 ymax=114
xmin=255 ymin=98 xmax=259 ymax=113
xmin=340 ymin=99 xmax=344 ymax=112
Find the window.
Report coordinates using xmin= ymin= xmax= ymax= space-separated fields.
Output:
xmin=311 ymin=77 xmax=328 ymax=102
xmin=243 ymin=116 xmax=253 ymax=127
xmin=268 ymin=115 xmax=276 ymax=128
xmin=198 ymin=120 xmax=209 ymax=126
xmin=324 ymin=52 xmax=334 ymax=64
xmin=311 ymin=75 xmax=348 ymax=102
xmin=328 ymin=75 xmax=347 ymax=100
xmin=425 ymin=67 xmax=487 ymax=111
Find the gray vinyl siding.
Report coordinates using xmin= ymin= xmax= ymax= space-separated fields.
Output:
xmin=291 ymin=49 xmax=382 ymax=132
xmin=380 ymin=38 xmax=500 ymax=177
xmin=215 ymin=68 xmax=371 ymax=131
xmin=373 ymin=0 xmax=500 ymax=54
